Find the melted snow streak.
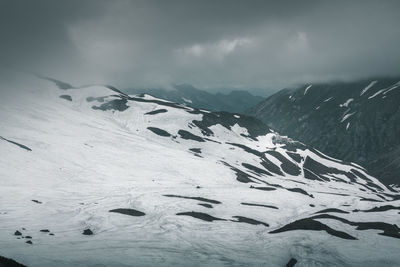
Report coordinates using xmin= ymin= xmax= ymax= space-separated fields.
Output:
xmin=109 ymin=208 xmax=146 ymax=216
xmin=176 ymin=211 xmax=226 ymax=222
xmin=241 ymin=202 xmax=279 ymax=209
xmin=0 ymin=72 xmax=399 ymax=266
xmin=145 ymin=109 xmax=168 ymax=115
xmin=231 ymin=216 xmax=269 ymax=227
xmin=0 ymin=136 xmax=32 ymax=151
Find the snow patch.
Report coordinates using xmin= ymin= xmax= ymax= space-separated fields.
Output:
xmin=339 ymin=98 xmax=353 ymax=108
xmin=181 ymin=97 xmax=193 ymax=103
xmin=360 ymin=81 xmax=377 ymax=96
xmin=230 ymin=123 xmax=249 ymax=136
xmin=383 ymin=81 xmax=400 ymax=95
xmin=369 ymin=81 xmax=400 ymax=99
xmin=304 ymin=85 xmax=312 ymax=95
xmin=368 ymin=89 xmax=385 ymax=99
xmin=341 ymin=112 xmax=356 ymax=122
xmin=257 ymin=133 xmax=277 ymax=149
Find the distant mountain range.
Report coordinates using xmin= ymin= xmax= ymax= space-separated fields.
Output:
xmin=124 ymin=84 xmax=264 ymax=113
xmin=248 ymin=77 xmax=400 ymax=186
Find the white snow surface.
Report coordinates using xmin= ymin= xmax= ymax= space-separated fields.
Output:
xmin=368 ymin=81 xmax=400 ymax=99
xmin=368 ymin=89 xmax=385 ymax=99
xmin=360 ymin=81 xmax=378 ymax=96
xmin=340 ymin=112 xmax=356 ymax=122
xmin=340 ymin=98 xmax=354 ymax=108
xmin=304 ymin=85 xmax=312 ymax=95
xmin=383 ymin=81 xmax=400 ymax=95
xmin=181 ymin=97 xmax=193 ymax=103
xmin=0 ymin=72 xmax=399 ymax=267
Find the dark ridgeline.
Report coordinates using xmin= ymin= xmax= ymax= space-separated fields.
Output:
xmin=125 ymin=84 xmax=264 ymax=113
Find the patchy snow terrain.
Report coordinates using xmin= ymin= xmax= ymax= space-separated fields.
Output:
xmin=249 ymin=78 xmax=400 ymax=187
xmin=1 ymin=71 xmax=399 ymax=267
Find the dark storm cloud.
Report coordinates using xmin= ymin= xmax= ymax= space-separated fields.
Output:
xmin=1 ymin=0 xmax=399 ymax=91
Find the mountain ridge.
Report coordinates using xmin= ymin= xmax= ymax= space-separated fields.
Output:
xmin=248 ymin=77 xmax=400 ymax=187
xmin=124 ymin=83 xmax=264 ymax=113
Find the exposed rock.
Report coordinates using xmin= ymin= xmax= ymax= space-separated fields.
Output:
xmin=59 ymin=95 xmax=72 ymax=101
xmin=176 ymin=211 xmax=226 ymax=222
xmin=82 ymin=229 xmax=94 ymax=235
xmin=14 ymin=231 xmax=22 ymax=236
xmin=109 ymin=208 xmax=146 ymax=216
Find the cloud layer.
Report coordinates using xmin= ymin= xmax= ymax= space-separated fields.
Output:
xmin=1 ymin=0 xmax=400 ymax=91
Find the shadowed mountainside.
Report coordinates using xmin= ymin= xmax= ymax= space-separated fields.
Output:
xmin=248 ymin=77 xmax=400 ymax=186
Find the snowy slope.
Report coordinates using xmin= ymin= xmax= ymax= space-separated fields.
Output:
xmin=0 ymin=71 xmax=399 ymax=267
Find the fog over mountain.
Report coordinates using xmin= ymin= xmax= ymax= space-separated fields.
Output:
xmin=1 ymin=0 xmax=400 ymax=91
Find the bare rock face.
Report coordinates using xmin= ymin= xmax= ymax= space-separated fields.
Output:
xmin=0 ymin=255 xmax=27 ymax=267
xmin=82 ymin=229 xmax=94 ymax=236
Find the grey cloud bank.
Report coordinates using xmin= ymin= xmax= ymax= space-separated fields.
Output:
xmin=0 ymin=0 xmax=399 ymax=92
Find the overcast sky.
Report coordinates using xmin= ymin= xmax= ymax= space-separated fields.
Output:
xmin=1 ymin=0 xmax=400 ymax=92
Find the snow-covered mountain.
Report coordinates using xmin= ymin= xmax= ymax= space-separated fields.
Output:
xmin=0 ymin=71 xmax=399 ymax=267
xmin=248 ymin=78 xmax=400 ymax=187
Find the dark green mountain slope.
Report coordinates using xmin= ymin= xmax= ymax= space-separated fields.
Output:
xmin=124 ymin=84 xmax=264 ymax=113
xmin=248 ymin=78 xmax=400 ymax=186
